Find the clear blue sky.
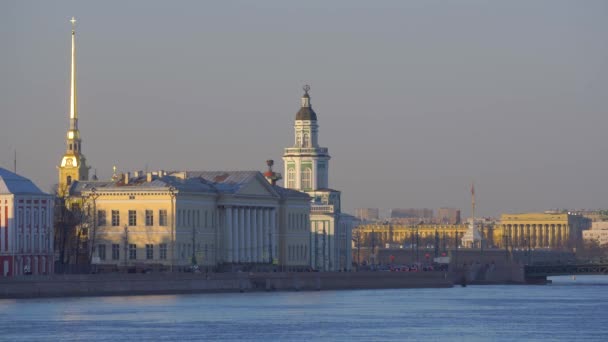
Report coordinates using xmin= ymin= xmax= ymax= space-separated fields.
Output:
xmin=1 ymin=0 xmax=607 ymax=217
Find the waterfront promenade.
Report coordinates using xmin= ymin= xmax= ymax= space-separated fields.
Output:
xmin=0 ymin=271 xmax=452 ymax=299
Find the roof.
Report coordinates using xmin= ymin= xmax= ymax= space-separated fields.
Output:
xmin=0 ymin=168 xmax=46 ymax=195
xmin=272 ymin=185 xmax=311 ymax=199
xmin=296 ymin=107 xmax=317 ymax=121
xmin=179 ymin=171 xmax=260 ymax=194
xmin=70 ymin=170 xmax=307 ymax=201
xmin=70 ymin=175 xmax=217 ymax=195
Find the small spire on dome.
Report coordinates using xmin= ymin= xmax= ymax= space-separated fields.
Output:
xmin=301 ymin=84 xmax=311 ymax=108
xmin=303 ymin=84 xmax=310 ymax=96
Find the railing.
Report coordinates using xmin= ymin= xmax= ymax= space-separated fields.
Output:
xmin=525 ymin=263 xmax=608 ymax=277
xmin=311 ymin=205 xmax=334 ymax=213
xmin=284 ymin=147 xmax=328 ymax=154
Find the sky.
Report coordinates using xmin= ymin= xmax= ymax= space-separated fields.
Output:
xmin=1 ymin=1 xmax=607 ymax=218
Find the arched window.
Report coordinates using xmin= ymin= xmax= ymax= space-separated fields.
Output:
xmin=287 ymin=168 xmax=296 ymax=188
xmin=301 ymin=168 xmax=312 ymax=190
xmin=296 ymin=134 xmax=302 ymax=147
xmin=302 ymin=133 xmax=309 ymax=147
xmin=66 ymin=175 xmax=72 ymax=185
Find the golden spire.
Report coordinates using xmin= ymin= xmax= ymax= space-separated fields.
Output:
xmin=70 ymin=17 xmax=77 ymax=124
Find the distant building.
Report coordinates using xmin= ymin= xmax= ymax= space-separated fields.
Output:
xmin=498 ymin=212 xmax=591 ymax=250
xmin=436 ymin=208 xmax=461 ymax=224
xmin=583 ymin=222 xmax=608 ymax=246
xmin=355 ymin=208 xmax=379 ymax=222
xmin=0 ymin=168 xmax=54 ymax=277
xmin=390 ymin=208 xmax=434 ymax=220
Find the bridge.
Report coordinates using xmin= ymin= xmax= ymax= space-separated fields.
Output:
xmin=525 ymin=263 xmax=608 ymax=278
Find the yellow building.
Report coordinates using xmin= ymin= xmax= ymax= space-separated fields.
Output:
xmin=498 ymin=212 xmax=590 ymax=250
xmin=68 ymin=171 xmax=311 ymax=271
xmin=354 ymin=223 xmax=497 ymax=249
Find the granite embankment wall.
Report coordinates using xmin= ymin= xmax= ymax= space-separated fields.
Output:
xmin=0 ymin=272 xmax=452 ymax=299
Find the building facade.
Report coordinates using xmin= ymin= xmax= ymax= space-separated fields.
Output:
xmin=0 ymin=168 xmax=54 ymax=277
xmin=355 ymin=208 xmax=380 ymax=222
xmin=68 ymin=171 xmax=311 ymax=271
xmin=582 ymin=222 xmax=608 ymax=246
xmin=498 ymin=212 xmax=591 ymax=250
xmin=282 ymin=86 xmax=353 ymax=271
xmin=436 ymin=207 xmax=461 ymax=225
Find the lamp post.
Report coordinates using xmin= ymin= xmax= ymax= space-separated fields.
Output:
xmin=87 ymin=187 xmax=99 ymax=265
xmin=434 ymin=227 xmax=439 ymax=258
xmin=415 ymin=224 xmax=420 ymax=263
xmin=168 ymin=186 xmax=176 ymax=272
xmin=123 ymin=225 xmax=129 ymax=269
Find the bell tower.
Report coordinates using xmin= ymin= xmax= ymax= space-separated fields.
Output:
xmin=58 ymin=17 xmax=89 ymax=196
xmin=282 ymin=85 xmax=331 ymax=192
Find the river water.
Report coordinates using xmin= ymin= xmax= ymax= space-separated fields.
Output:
xmin=1 ymin=276 xmax=607 ymax=341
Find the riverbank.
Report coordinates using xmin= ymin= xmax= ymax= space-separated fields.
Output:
xmin=0 ymin=271 xmax=452 ymax=299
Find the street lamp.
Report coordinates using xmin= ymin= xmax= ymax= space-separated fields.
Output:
xmin=123 ymin=225 xmax=129 ymax=269
xmin=168 ymin=186 xmax=177 ymax=272
xmin=87 ymin=187 xmax=99 ymax=265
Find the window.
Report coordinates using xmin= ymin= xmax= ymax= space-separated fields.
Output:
xmin=287 ymin=168 xmax=295 ymax=188
xmin=128 ymin=210 xmax=137 ymax=226
xmin=111 ymin=210 xmax=120 ymax=226
xmin=159 ymin=243 xmax=167 ymax=260
xmin=159 ymin=210 xmax=168 ymax=226
xmin=112 ymin=244 xmax=120 ymax=260
xmin=98 ymin=244 xmax=106 ymax=260
xmin=145 ymin=210 xmax=153 ymax=226
xmin=146 ymin=244 xmax=154 ymax=260
xmin=129 ymin=244 xmax=137 ymax=260
xmin=97 ymin=210 xmax=107 ymax=226
xmin=301 ymin=168 xmax=312 ymax=190
xmin=302 ymin=133 xmax=309 ymax=147
xmin=296 ymin=133 xmax=302 ymax=146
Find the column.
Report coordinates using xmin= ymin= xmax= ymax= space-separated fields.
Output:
xmin=311 ymin=221 xmax=316 ymax=269
xmin=543 ymin=225 xmax=549 ymax=247
xmin=549 ymin=225 xmax=555 ymax=248
xmin=244 ymin=208 xmax=250 ymax=262
xmin=226 ymin=207 xmax=233 ymax=262
xmin=263 ymin=209 xmax=270 ymax=263
xmin=556 ymin=225 xmax=562 ymax=247
xmin=239 ymin=207 xmax=245 ymax=262
xmin=537 ymin=226 xmax=543 ymax=248
xmin=233 ymin=207 xmax=239 ymax=262
xmin=513 ymin=225 xmax=519 ymax=248
xmin=252 ymin=208 xmax=258 ymax=263
xmin=271 ymin=208 xmax=277 ymax=262
xmin=256 ymin=208 xmax=264 ymax=262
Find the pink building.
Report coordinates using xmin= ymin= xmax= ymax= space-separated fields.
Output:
xmin=0 ymin=168 xmax=54 ymax=277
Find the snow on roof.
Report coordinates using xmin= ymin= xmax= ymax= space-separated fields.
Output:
xmin=0 ymin=168 xmax=46 ymax=195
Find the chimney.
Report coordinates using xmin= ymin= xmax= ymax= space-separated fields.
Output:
xmin=147 ymin=172 xmax=153 ymax=182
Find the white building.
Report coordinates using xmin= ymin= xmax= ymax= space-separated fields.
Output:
xmin=0 ymin=168 xmax=54 ymax=277
xmin=69 ymin=170 xmax=311 ymax=271
xmin=283 ymin=86 xmax=354 ymax=271
xmin=583 ymin=222 xmax=608 ymax=246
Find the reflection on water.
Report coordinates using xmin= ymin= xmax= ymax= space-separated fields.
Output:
xmin=1 ymin=276 xmax=607 ymax=341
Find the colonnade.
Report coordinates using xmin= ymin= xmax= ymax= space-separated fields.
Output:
xmin=503 ymin=224 xmax=570 ymax=248
xmin=224 ymin=206 xmax=277 ymax=263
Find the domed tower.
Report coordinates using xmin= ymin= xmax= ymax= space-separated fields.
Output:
xmin=282 ymin=85 xmax=330 ymax=192
xmin=58 ymin=17 xmax=89 ymax=197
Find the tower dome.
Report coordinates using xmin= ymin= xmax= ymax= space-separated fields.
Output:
xmin=295 ymin=85 xmax=317 ymax=121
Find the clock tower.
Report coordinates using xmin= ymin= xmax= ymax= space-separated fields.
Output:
xmin=58 ymin=17 xmax=89 ymax=196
